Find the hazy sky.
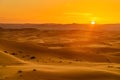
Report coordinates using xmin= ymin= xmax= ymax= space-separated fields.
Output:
xmin=0 ymin=0 xmax=120 ymax=24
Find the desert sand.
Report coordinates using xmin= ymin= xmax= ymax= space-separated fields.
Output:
xmin=0 ymin=27 xmax=120 ymax=80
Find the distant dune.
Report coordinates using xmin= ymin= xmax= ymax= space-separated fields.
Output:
xmin=0 ymin=24 xmax=120 ymax=31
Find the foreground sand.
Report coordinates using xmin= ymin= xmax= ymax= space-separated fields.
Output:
xmin=0 ymin=48 xmax=120 ymax=80
xmin=0 ymin=62 xmax=120 ymax=80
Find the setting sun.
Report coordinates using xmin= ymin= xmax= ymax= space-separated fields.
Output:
xmin=91 ymin=21 xmax=96 ymax=25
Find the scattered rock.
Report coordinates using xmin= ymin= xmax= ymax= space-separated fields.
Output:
xmin=19 ymin=75 xmax=22 ymax=77
xmin=17 ymin=70 xmax=23 ymax=73
xmin=33 ymin=69 xmax=37 ymax=71
xmin=4 ymin=51 xmax=8 ymax=53
xmin=68 ymin=62 xmax=72 ymax=64
xmin=75 ymin=59 xmax=79 ymax=61
xmin=30 ymin=56 xmax=36 ymax=59
xmin=117 ymin=67 xmax=120 ymax=69
xmin=58 ymin=61 xmax=63 ymax=63
xmin=108 ymin=66 xmax=113 ymax=68
xmin=11 ymin=53 xmax=16 ymax=55
xmin=18 ymin=51 xmax=23 ymax=53
xmin=22 ymin=56 xmax=25 ymax=58
xmin=26 ymin=55 xmax=30 ymax=57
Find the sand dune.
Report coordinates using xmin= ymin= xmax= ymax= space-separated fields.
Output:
xmin=0 ymin=29 xmax=120 ymax=80
xmin=0 ymin=39 xmax=120 ymax=80
xmin=0 ymin=64 xmax=120 ymax=80
xmin=0 ymin=39 xmax=120 ymax=64
xmin=0 ymin=51 xmax=24 ymax=65
xmin=17 ymin=68 xmax=120 ymax=80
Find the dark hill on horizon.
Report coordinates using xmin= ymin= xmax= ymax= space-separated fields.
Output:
xmin=0 ymin=24 xmax=120 ymax=31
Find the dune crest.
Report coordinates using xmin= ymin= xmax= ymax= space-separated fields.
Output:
xmin=0 ymin=51 xmax=25 ymax=65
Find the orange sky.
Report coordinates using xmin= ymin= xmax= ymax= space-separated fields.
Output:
xmin=0 ymin=0 xmax=120 ymax=24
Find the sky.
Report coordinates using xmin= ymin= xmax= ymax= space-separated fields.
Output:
xmin=0 ymin=0 xmax=120 ymax=24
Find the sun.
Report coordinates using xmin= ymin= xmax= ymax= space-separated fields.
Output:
xmin=91 ymin=21 xmax=96 ymax=25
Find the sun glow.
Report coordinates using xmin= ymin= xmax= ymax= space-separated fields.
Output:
xmin=91 ymin=21 xmax=96 ymax=25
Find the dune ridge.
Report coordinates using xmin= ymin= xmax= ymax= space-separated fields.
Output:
xmin=0 ymin=51 xmax=25 ymax=65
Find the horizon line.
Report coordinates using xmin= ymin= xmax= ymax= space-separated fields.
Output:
xmin=0 ymin=23 xmax=120 ymax=25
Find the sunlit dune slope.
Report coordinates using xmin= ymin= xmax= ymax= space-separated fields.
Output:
xmin=0 ymin=51 xmax=24 ymax=65
xmin=1 ymin=65 xmax=120 ymax=80
xmin=0 ymin=39 xmax=120 ymax=63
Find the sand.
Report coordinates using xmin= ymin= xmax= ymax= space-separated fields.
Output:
xmin=0 ymin=29 xmax=120 ymax=80
xmin=0 ymin=40 xmax=120 ymax=80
